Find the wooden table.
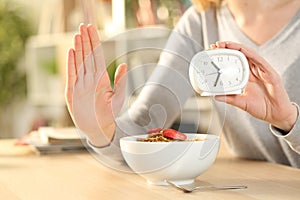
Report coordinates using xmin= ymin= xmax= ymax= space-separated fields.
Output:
xmin=0 ymin=139 xmax=300 ymax=200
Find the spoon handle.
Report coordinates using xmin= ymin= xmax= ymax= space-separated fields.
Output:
xmin=194 ymin=185 xmax=247 ymax=190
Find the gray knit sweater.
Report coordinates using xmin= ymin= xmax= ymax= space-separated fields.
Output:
xmin=89 ymin=3 xmax=300 ymax=168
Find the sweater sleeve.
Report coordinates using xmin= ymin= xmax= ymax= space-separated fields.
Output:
xmin=87 ymin=7 xmax=206 ymax=167
xmin=270 ymin=102 xmax=300 ymax=154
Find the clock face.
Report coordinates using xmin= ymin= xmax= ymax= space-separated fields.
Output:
xmin=189 ymin=49 xmax=249 ymax=96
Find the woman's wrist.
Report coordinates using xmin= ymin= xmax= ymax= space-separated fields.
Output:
xmin=272 ymin=103 xmax=298 ymax=133
xmin=88 ymin=123 xmax=116 ymax=147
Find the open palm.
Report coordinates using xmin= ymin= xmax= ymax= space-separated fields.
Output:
xmin=65 ymin=24 xmax=127 ymax=147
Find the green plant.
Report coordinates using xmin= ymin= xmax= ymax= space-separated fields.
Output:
xmin=0 ymin=1 xmax=32 ymax=106
xmin=107 ymin=59 xmax=118 ymax=89
xmin=41 ymin=58 xmax=59 ymax=75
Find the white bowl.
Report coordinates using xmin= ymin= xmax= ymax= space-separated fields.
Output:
xmin=120 ymin=133 xmax=220 ymax=185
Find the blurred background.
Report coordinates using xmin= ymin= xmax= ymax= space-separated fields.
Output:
xmin=0 ymin=0 xmax=213 ymax=139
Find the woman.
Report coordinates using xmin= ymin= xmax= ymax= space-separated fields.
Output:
xmin=66 ymin=0 xmax=300 ymax=167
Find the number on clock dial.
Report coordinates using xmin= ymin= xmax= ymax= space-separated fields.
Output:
xmin=198 ymin=54 xmax=244 ymax=89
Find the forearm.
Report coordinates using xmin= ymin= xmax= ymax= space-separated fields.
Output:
xmin=86 ymin=119 xmax=132 ymax=170
xmin=270 ymin=103 xmax=300 ymax=154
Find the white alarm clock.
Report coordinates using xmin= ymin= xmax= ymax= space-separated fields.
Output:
xmin=189 ymin=48 xmax=250 ymax=96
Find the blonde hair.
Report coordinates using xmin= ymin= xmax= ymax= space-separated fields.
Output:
xmin=191 ymin=0 xmax=223 ymax=12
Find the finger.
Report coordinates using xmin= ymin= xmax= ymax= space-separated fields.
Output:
xmin=210 ymin=44 xmax=217 ymax=49
xmin=87 ymin=24 xmax=106 ymax=74
xmin=65 ymin=49 xmax=76 ymax=112
xmin=217 ymin=41 xmax=258 ymax=61
xmin=223 ymin=41 xmax=271 ymax=70
xmin=248 ymin=59 xmax=264 ymax=82
xmin=218 ymin=41 xmax=280 ymax=83
xmin=74 ymin=34 xmax=84 ymax=77
xmin=114 ymin=63 xmax=127 ymax=88
xmin=214 ymin=41 xmax=266 ymax=69
xmin=67 ymin=48 xmax=77 ymax=85
xmin=80 ymin=24 xmax=94 ymax=74
xmin=112 ymin=63 xmax=127 ymax=115
xmin=215 ymin=41 xmax=226 ymax=48
xmin=221 ymin=41 xmax=280 ymax=83
xmin=214 ymin=41 xmax=263 ymax=82
xmin=214 ymin=95 xmax=246 ymax=111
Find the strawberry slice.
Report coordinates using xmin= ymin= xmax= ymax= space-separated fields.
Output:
xmin=162 ymin=129 xmax=187 ymax=140
xmin=147 ymin=128 xmax=162 ymax=134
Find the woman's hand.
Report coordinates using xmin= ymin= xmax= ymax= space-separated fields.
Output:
xmin=211 ymin=41 xmax=297 ymax=132
xmin=65 ymin=24 xmax=127 ymax=147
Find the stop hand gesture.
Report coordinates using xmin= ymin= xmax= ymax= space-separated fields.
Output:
xmin=65 ymin=24 xmax=127 ymax=147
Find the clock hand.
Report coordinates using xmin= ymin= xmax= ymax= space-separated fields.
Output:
xmin=214 ymin=72 xmax=221 ymax=87
xmin=211 ymin=61 xmax=221 ymax=71
xmin=205 ymin=72 xmax=219 ymax=76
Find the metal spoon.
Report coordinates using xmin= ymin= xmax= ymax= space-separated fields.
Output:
xmin=167 ymin=180 xmax=247 ymax=193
